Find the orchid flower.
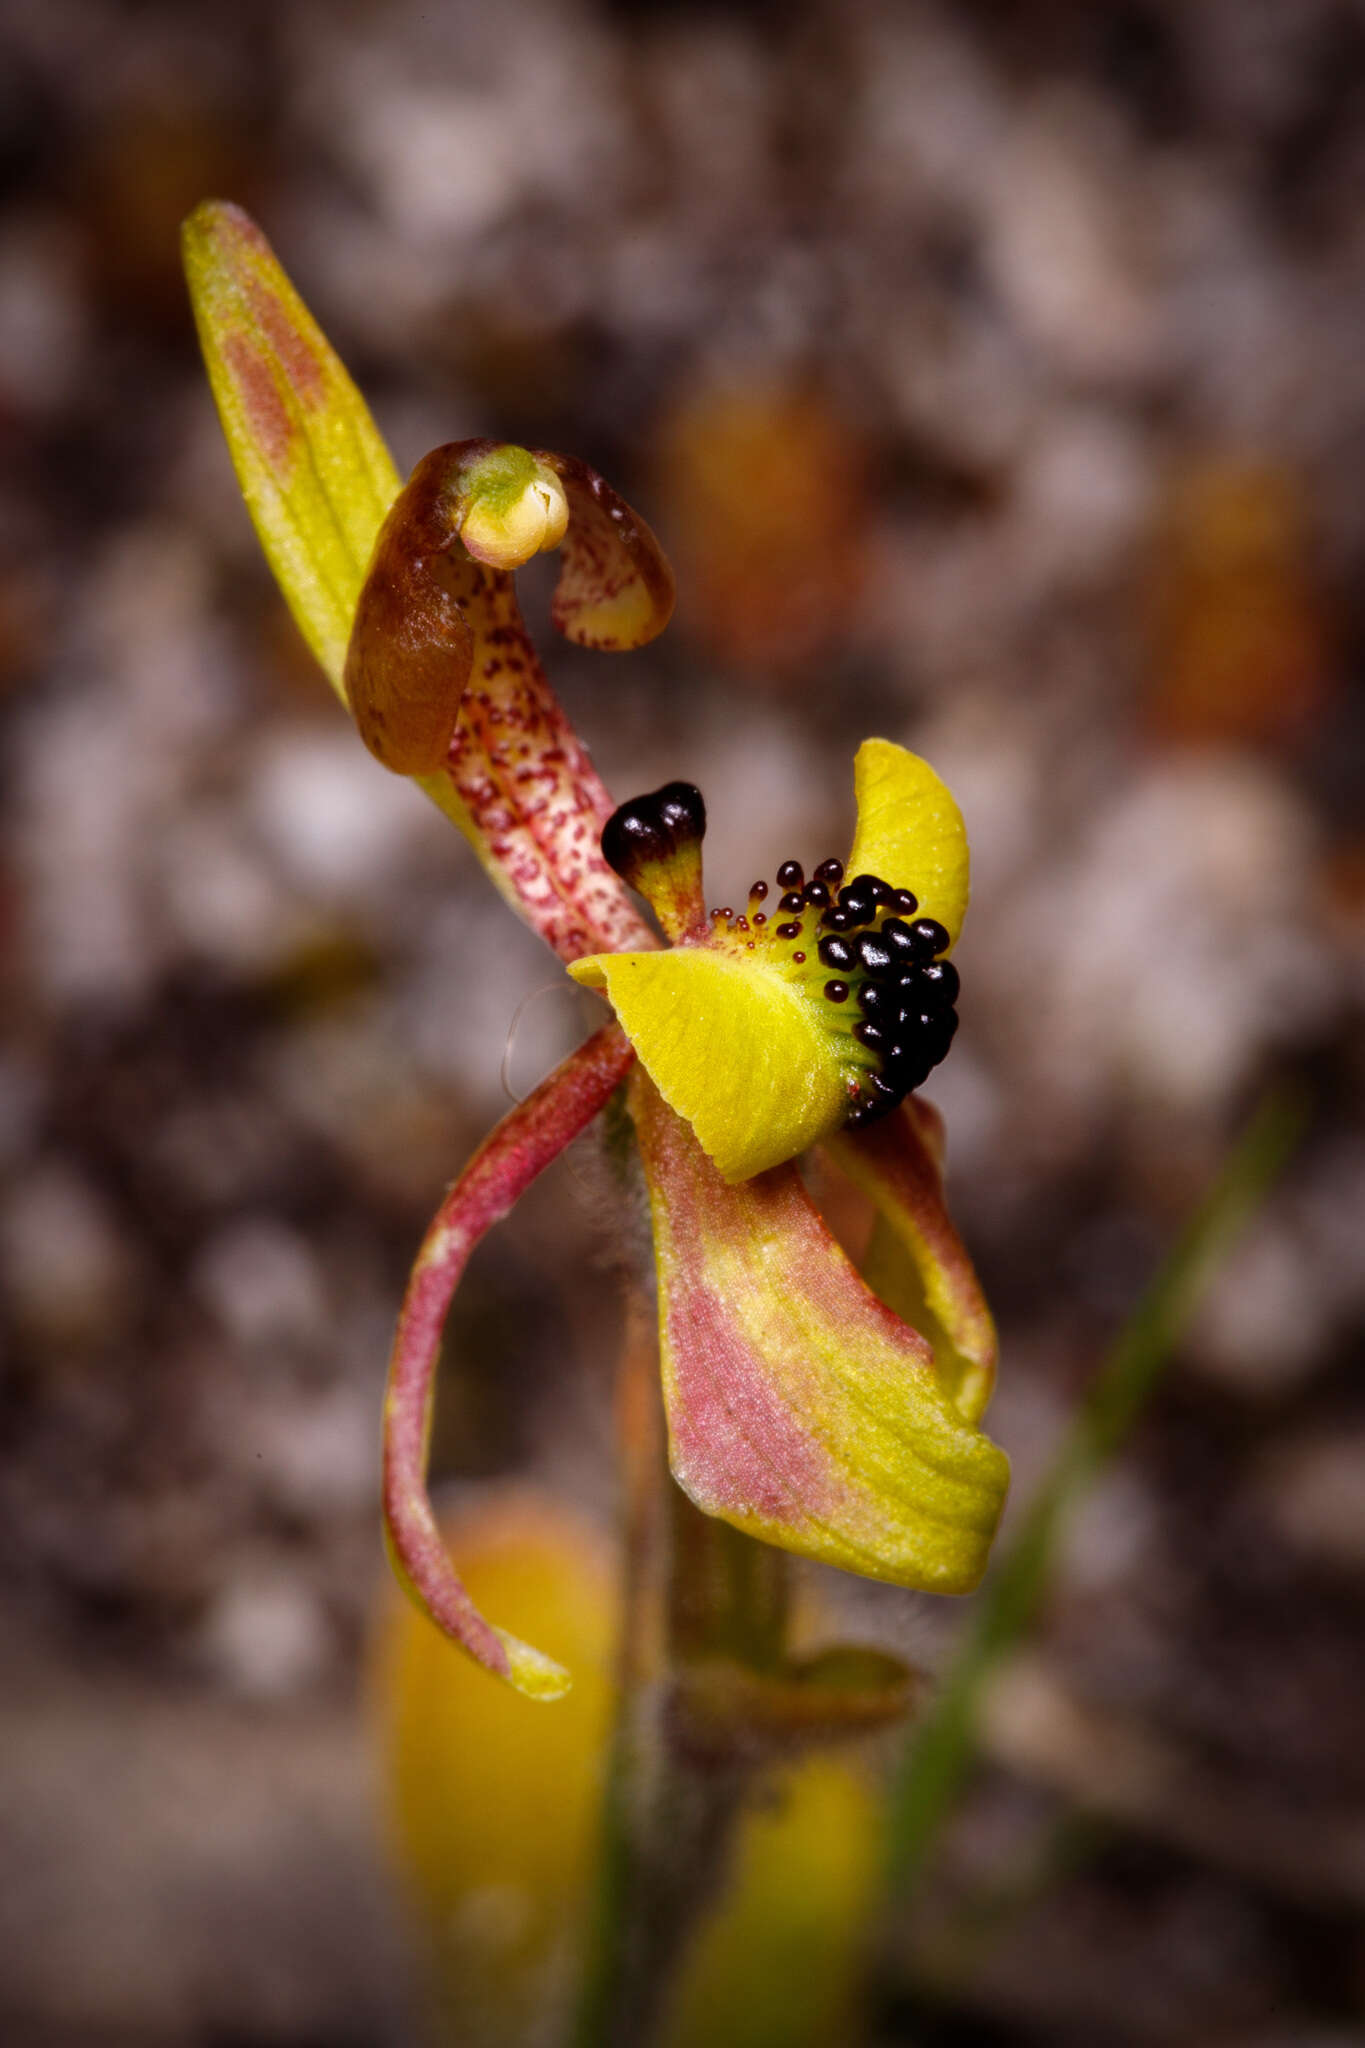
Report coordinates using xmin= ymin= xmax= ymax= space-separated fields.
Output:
xmin=184 ymin=202 xmax=1009 ymax=1701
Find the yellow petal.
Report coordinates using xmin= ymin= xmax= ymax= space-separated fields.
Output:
xmin=845 ymin=739 xmax=970 ymax=947
xmin=569 ymin=949 xmax=848 ymax=1182
xmin=182 ymin=200 xmax=400 ymax=695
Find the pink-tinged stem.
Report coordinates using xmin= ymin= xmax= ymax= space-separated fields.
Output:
xmin=382 ymin=1023 xmax=636 ymax=1697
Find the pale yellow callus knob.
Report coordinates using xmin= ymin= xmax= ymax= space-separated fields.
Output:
xmin=458 ymin=448 xmax=570 ymax=570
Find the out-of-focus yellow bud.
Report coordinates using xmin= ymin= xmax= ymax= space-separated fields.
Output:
xmin=372 ymin=1487 xmax=884 ymax=2047
xmin=663 ymin=1757 xmax=879 ymax=2048
xmin=369 ymin=1489 xmax=615 ymax=2044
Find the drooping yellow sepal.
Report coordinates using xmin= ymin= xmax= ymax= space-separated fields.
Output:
xmin=845 ymin=739 xmax=969 ymax=949
xmin=631 ymin=1076 xmax=1009 ymax=1591
xmin=569 ymin=949 xmax=849 ymax=1182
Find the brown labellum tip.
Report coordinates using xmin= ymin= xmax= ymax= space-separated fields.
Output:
xmin=342 ymin=448 xmax=481 ymax=775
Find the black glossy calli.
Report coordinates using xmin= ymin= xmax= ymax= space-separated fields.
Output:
xmin=601 ymin=781 xmax=707 ymax=889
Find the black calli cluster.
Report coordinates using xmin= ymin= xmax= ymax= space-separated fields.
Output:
xmin=807 ymin=862 xmax=960 ymax=1129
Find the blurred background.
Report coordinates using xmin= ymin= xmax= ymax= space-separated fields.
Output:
xmin=2 ymin=0 xmax=1364 ymax=2042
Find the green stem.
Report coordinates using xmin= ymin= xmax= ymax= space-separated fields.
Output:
xmin=669 ymin=1487 xmax=791 ymax=1674
xmin=570 ymin=1696 xmax=646 ymax=2048
xmin=883 ymin=1087 xmax=1304 ymax=1898
xmin=570 ymin=1288 xmax=665 ymax=2048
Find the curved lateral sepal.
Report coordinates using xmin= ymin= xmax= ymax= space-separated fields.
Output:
xmin=381 ymin=1024 xmax=637 ymax=1698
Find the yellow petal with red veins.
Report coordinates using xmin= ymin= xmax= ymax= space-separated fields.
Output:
xmin=845 ymin=739 xmax=970 ymax=948
xmin=181 ymin=200 xmax=400 ymax=695
xmin=569 ymin=948 xmax=849 ymax=1183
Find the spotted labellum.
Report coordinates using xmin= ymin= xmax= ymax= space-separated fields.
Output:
xmin=184 ymin=200 xmax=1009 ymax=1700
xmin=570 ymin=736 xmax=972 ymax=1180
xmin=604 ymin=781 xmax=959 ymax=1131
